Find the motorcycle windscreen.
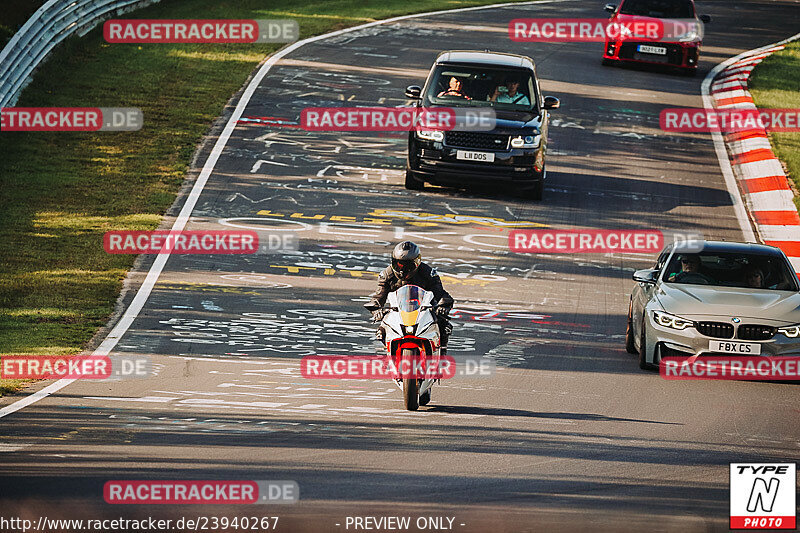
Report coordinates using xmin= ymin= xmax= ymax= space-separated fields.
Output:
xmin=395 ymin=284 xmax=425 ymax=327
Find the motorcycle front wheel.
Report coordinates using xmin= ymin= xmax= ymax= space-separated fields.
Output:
xmin=401 ymin=348 xmax=419 ymax=411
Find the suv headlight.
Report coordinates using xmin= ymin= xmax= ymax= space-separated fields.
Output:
xmin=652 ymin=310 xmax=693 ymax=330
xmin=510 ymin=134 xmax=540 ymax=148
xmin=416 ymin=130 xmax=443 ymax=142
xmin=673 ymin=21 xmax=703 ymax=42
xmin=678 ymin=29 xmax=700 ymax=42
xmin=777 ymin=324 xmax=800 ymax=338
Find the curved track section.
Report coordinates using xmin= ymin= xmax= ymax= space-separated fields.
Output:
xmin=2 ymin=1 xmax=799 ymax=531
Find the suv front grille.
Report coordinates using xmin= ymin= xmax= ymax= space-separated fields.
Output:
xmin=695 ymin=321 xmax=734 ymax=339
xmin=444 ymin=131 xmax=509 ymax=150
xmin=737 ymin=324 xmax=775 ymax=341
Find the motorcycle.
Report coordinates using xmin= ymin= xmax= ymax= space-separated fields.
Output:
xmin=377 ymin=284 xmax=443 ymax=411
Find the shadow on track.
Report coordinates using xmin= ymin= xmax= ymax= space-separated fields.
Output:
xmin=424 ymin=405 xmax=682 ymax=424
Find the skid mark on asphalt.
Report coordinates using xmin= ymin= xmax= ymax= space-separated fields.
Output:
xmin=77 ymin=356 xmax=587 ymax=424
xmin=153 ymin=309 xmax=615 ymax=360
xmin=80 ymin=394 xmax=495 ymax=421
xmin=76 ymin=410 xmax=467 ymax=435
xmin=78 ymin=355 xmax=600 ymax=425
xmin=78 ymin=395 xmax=583 ymax=425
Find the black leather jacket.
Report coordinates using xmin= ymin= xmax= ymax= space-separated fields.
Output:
xmin=364 ymin=263 xmax=454 ymax=313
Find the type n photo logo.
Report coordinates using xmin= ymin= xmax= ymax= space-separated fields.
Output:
xmin=730 ymin=463 xmax=796 ymax=529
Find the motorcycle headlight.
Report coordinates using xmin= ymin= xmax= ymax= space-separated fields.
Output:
xmin=510 ymin=134 xmax=540 ymax=148
xmin=652 ymin=310 xmax=693 ymax=330
xmin=416 ymin=130 xmax=443 ymax=142
xmin=777 ymin=324 xmax=800 ymax=338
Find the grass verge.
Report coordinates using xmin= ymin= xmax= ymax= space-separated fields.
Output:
xmin=0 ymin=379 xmax=31 ymax=396
xmin=748 ymin=40 xmax=800 ymax=212
xmin=0 ymin=0 xmax=532 ymax=395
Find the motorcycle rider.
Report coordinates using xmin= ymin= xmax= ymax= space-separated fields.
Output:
xmin=365 ymin=241 xmax=454 ymax=354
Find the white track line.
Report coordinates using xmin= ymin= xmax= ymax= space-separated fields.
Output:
xmin=0 ymin=0 xmax=564 ymax=419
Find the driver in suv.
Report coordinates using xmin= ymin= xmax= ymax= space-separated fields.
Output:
xmin=405 ymin=50 xmax=560 ymax=200
xmin=438 ymin=76 xmax=472 ymax=99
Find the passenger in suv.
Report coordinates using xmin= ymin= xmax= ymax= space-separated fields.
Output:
xmin=489 ymin=78 xmax=530 ymax=106
xmin=404 ymin=50 xmax=560 ymax=201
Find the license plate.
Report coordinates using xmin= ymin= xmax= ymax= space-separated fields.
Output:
xmin=709 ymin=340 xmax=762 ymax=355
xmin=456 ymin=150 xmax=495 ymax=162
xmin=637 ymin=44 xmax=667 ymax=55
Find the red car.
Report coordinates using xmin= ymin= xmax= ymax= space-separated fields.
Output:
xmin=601 ymin=0 xmax=710 ymax=75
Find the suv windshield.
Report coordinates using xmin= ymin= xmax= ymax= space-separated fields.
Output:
xmin=664 ymin=251 xmax=799 ymax=290
xmin=425 ymin=65 xmax=537 ymax=111
xmin=620 ymin=0 xmax=694 ymax=18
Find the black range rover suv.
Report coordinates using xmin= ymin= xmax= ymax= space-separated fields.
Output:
xmin=405 ymin=50 xmax=560 ymax=200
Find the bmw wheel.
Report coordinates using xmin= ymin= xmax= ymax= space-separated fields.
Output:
xmin=625 ymin=300 xmax=637 ymax=354
xmin=638 ymin=318 xmax=656 ymax=371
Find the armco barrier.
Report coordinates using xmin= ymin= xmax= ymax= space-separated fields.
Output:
xmin=708 ymin=34 xmax=800 ymax=278
xmin=0 ymin=0 xmax=161 ymax=108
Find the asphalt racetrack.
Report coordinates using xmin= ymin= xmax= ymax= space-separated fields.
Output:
xmin=2 ymin=1 xmax=799 ymax=531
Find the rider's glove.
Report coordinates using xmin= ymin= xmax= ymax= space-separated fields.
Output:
xmin=435 ymin=306 xmax=450 ymax=319
xmin=371 ymin=309 xmax=385 ymax=323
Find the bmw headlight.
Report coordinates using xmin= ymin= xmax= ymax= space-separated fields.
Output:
xmin=652 ymin=310 xmax=693 ymax=330
xmin=777 ymin=324 xmax=800 ymax=338
xmin=510 ymin=134 xmax=540 ymax=148
xmin=416 ymin=129 xmax=443 ymax=142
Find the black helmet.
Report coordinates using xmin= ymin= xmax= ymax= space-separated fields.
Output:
xmin=391 ymin=241 xmax=421 ymax=281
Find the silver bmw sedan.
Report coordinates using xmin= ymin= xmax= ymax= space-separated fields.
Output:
xmin=627 ymin=241 xmax=800 ymax=369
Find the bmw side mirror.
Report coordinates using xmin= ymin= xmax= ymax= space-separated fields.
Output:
xmin=604 ymin=4 xmax=617 ymax=13
xmin=699 ymin=14 xmax=711 ymax=23
xmin=543 ymin=96 xmax=560 ymax=109
xmin=405 ymin=85 xmax=422 ymax=99
xmin=633 ymin=269 xmax=659 ymax=284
